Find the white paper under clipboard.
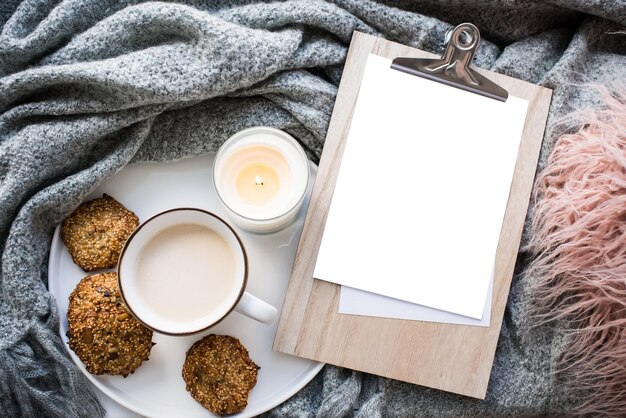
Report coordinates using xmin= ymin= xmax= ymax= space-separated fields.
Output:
xmin=313 ymin=24 xmax=529 ymax=321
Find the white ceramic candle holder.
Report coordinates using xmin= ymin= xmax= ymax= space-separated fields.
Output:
xmin=213 ymin=127 xmax=310 ymax=234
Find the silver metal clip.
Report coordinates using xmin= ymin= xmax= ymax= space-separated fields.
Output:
xmin=391 ymin=23 xmax=508 ymax=102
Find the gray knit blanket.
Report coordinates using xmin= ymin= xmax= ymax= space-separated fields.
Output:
xmin=1 ymin=1 xmax=625 ymax=416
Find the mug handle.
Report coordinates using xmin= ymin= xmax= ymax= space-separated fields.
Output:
xmin=234 ymin=292 xmax=278 ymax=325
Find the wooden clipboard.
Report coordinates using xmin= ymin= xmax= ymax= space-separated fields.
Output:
xmin=273 ymin=30 xmax=552 ymax=399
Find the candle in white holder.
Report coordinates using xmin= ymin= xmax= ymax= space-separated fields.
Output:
xmin=213 ymin=127 xmax=309 ymax=233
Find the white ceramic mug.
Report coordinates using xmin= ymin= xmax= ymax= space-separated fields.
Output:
xmin=117 ymin=208 xmax=278 ymax=335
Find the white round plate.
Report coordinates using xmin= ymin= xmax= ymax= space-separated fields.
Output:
xmin=49 ymin=153 xmax=323 ymax=417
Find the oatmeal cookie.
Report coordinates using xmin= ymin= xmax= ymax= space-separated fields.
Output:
xmin=67 ymin=272 xmax=153 ymax=376
xmin=61 ymin=194 xmax=139 ymax=271
xmin=182 ymin=334 xmax=259 ymax=416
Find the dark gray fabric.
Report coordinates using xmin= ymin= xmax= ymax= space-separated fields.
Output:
xmin=0 ymin=1 xmax=624 ymax=416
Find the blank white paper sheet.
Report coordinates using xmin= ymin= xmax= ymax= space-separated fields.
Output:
xmin=339 ymin=274 xmax=492 ymax=326
xmin=313 ymin=54 xmax=528 ymax=319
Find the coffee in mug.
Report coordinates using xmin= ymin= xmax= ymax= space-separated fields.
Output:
xmin=118 ymin=208 xmax=277 ymax=335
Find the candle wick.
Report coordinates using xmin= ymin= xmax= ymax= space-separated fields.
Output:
xmin=255 ymin=175 xmax=264 ymax=186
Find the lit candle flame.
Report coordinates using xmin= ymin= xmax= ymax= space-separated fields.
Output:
xmin=255 ymin=175 xmax=264 ymax=186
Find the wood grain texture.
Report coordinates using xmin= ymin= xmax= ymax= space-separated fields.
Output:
xmin=273 ymin=31 xmax=552 ymax=399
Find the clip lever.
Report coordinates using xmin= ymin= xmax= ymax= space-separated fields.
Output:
xmin=391 ymin=23 xmax=508 ymax=102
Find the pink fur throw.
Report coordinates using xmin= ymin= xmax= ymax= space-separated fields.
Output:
xmin=528 ymin=85 xmax=626 ymax=416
